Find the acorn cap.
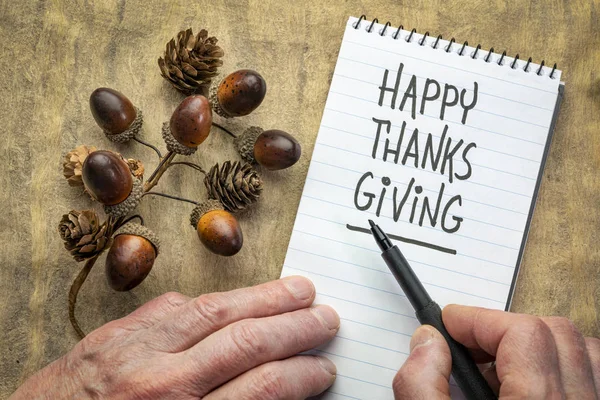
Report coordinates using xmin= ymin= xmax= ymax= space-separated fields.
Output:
xmin=234 ymin=126 xmax=263 ymax=164
xmin=126 ymin=158 xmax=144 ymax=180
xmin=114 ymin=222 xmax=160 ymax=255
xmin=104 ymin=107 xmax=144 ymax=144
xmin=209 ymin=83 xmax=230 ymax=119
xmin=104 ymin=178 xmax=143 ymax=219
xmin=190 ymin=199 xmax=224 ymax=227
xmin=161 ymin=121 xmax=198 ymax=155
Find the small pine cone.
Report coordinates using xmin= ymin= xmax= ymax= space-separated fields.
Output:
xmin=126 ymin=158 xmax=145 ymax=180
xmin=104 ymin=178 xmax=143 ymax=219
xmin=190 ymin=199 xmax=224 ymax=227
xmin=158 ymin=28 xmax=224 ymax=95
xmin=58 ymin=210 xmax=111 ymax=261
xmin=63 ymin=145 xmax=97 ymax=186
xmin=115 ymin=222 xmax=160 ymax=255
xmin=234 ymin=126 xmax=263 ymax=164
xmin=209 ymin=83 xmax=229 ymax=119
xmin=161 ymin=122 xmax=197 ymax=155
xmin=104 ymin=108 xmax=144 ymax=144
xmin=204 ymin=161 xmax=263 ymax=212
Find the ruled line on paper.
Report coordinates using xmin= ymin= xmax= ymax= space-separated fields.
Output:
xmin=309 ymin=161 xmax=530 ymax=216
xmin=293 ymin=228 xmax=516 ymax=269
xmin=335 ymin=374 xmax=395 ymax=390
xmin=299 ymin=196 xmax=522 ymax=251
xmin=317 ymin=126 xmax=539 ymax=180
xmin=343 ymin=39 xmax=558 ymax=94
xmin=326 ymin=104 xmax=545 ymax=146
xmin=316 ymin=142 xmax=533 ymax=198
xmin=288 ymin=246 xmax=511 ymax=286
xmin=346 ymin=223 xmax=457 ymax=254
xmin=284 ymin=265 xmax=408 ymax=298
xmin=337 ymin=335 xmax=410 ymax=354
xmin=328 ymin=391 xmax=362 ymax=400
xmin=304 ymin=178 xmax=525 ymax=233
xmin=329 ymin=88 xmax=550 ymax=129
xmin=321 ymin=123 xmax=542 ymax=163
xmin=339 ymin=317 xmax=412 ymax=337
xmin=316 ymin=293 xmax=417 ymax=318
xmin=316 ymin=350 xmax=399 ymax=371
xmin=286 ymin=262 xmax=506 ymax=304
xmin=334 ymin=62 xmax=556 ymax=111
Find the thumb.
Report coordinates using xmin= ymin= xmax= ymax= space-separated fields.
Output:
xmin=393 ymin=325 xmax=452 ymax=400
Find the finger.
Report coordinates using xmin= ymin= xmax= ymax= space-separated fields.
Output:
xmin=146 ymin=276 xmax=316 ymax=352
xmin=442 ymin=305 xmax=564 ymax=398
xmin=584 ymin=337 xmax=600 ymax=393
xmin=184 ymin=304 xmax=339 ymax=395
xmin=542 ymin=317 xmax=597 ymax=399
xmin=480 ymin=363 xmax=501 ymax=394
xmin=393 ymin=325 xmax=451 ymax=400
xmin=203 ymin=356 xmax=336 ymax=400
xmin=126 ymin=292 xmax=190 ymax=328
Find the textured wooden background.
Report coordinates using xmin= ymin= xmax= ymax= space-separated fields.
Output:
xmin=1 ymin=0 xmax=599 ymax=395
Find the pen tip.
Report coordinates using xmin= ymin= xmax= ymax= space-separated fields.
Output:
xmin=368 ymin=219 xmax=376 ymax=228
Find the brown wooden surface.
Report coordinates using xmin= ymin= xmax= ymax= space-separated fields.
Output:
xmin=1 ymin=0 xmax=599 ymax=395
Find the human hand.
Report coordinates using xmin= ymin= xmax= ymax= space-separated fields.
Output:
xmin=393 ymin=305 xmax=600 ymax=399
xmin=10 ymin=276 xmax=339 ymax=400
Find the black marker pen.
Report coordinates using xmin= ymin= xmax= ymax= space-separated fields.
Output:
xmin=368 ymin=219 xmax=497 ymax=400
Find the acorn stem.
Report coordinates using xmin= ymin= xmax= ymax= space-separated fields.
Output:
xmin=68 ymin=255 xmax=100 ymax=339
xmin=212 ymin=122 xmax=238 ymax=138
xmin=142 ymin=191 xmax=199 ymax=205
xmin=168 ymin=161 xmax=206 ymax=175
xmin=133 ymin=137 xmax=163 ymax=159
xmin=120 ymin=214 xmax=145 ymax=227
xmin=144 ymin=151 xmax=176 ymax=192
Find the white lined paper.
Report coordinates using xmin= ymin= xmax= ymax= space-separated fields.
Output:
xmin=281 ymin=17 xmax=562 ymax=399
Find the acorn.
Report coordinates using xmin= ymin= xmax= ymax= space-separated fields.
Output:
xmin=105 ymin=223 xmax=160 ymax=291
xmin=82 ymin=150 xmax=133 ymax=206
xmin=162 ymin=95 xmax=212 ymax=155
xmin=235 ymin=127 xmax=301 ymax=170
xmin=210 ymin=70 xmax=266 ymax=118
xmin=190 ymin=200 xmax=243 ymax=256
xmin=89 ymin=88 xmax=143 ymax=143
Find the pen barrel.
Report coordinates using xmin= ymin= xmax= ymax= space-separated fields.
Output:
xmin=416 ymin=301 xmax=497 ymax=400
xmin=382 ymin=246 xmax=432 ymax=310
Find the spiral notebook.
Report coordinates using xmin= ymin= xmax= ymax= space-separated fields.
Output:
xmin=281 ymin=16 xmax=564 ymax=399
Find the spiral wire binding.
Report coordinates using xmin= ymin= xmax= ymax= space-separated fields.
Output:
xmin=445 ymin=38 xmax=456 ymax=53
xmin=353 ymin=15 xmax=558 ymax=79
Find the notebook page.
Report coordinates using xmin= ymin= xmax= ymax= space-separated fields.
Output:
xmin=281 ymin=16 xmax=562 ymax=399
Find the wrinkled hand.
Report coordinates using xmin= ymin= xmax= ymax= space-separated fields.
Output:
xmin=394 ymin=305 xmax=600 ymax=399
xmin=11 ymin=276 xmax=339 ymax=400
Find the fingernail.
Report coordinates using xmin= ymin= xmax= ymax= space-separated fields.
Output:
xmin=410 ymin=325 xmax=435 ymax=352
xmin=313 ymin=305 xmax=340 ymax=330
xmin=317 ymin=356 xmax=337 ymax=376
xmin=283 ymin=276 xmax=315 ymax=300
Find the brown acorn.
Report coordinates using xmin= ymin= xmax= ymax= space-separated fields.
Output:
xmin=105 ymin=223 xmax=160 ymax=291
xmin=235 ymin=127 xmax=301 ymax=170
xmin=82 ymin=150 xmax=133 ymax=206
xmin=210 ymin=70 xmax=266 ymax=118
xmin=169 ymin=95 xmax=212 ymax=148
xmin=190 ymin=200 xmax=243 ymax=256
xmin=90 ymin=88 xmax=137 ymax=134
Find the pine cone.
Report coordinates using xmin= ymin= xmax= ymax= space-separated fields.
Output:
xmin=158 ymin=28 xmax=224 ymax=95
xmin=58 ymin=210 xmax=110 ymax=261
xmin=204 ymin=161 xmax=263 ymax=212
xmin=62 ymin=145 xmax=97 ymax=186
